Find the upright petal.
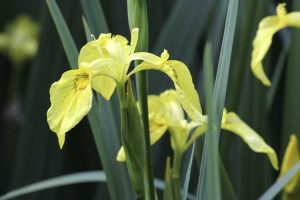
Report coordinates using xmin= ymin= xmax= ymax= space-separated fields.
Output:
xmin=128 ymin=55 xmax=202 ymax=121
xmin=78 ymin=40 xmax=103 ymax=65
xmin=130 ymin=28 xmax=139 ymax=53
xmin=47 ymin=68 xmax=93 ymax=148
xmin=279 ymin=134 xmax=300 ymax=194
xmin=221 ymin=110 xmax=279 ymax=170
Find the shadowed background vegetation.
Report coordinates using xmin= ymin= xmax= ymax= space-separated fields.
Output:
xmin=0 ymin=0 xmax=299 ymax=199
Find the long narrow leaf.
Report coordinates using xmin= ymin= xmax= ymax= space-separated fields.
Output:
xmin=127 ymin=0 xmax=155 ymax=198
xmin=45 ymin=0 xmax=78 ymax=67
xmin=258 ymin=162 xmax=300 ymax=200
xmin=197 ymin=0 xmax=239 ymax=198
xmin=0 ymin=171 xmax=169 ymax=200
xmin=79 ymin=0 xmax=108 ymax=35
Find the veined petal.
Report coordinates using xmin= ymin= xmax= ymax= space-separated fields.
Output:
xmin=221 ymin=110 xmax=279 ymax=170
xmin=129 ymin=59 xmax=202 ymax=121
xmin=47 ymin=68 xmax=93 ymax=148
xmin=279 ymin=134 xmax=300 ymax=194
xmin=130 ymin=28 xmax=139 ymax=53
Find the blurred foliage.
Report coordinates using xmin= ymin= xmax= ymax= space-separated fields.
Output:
xmin=1 ymin=0 xmax=300 ymax=199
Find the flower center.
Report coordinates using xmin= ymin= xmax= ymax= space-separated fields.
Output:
xmin=73 ymin=73 xmax=89 ymax=92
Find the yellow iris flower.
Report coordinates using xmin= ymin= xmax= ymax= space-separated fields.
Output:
xmin=279 ymin=134 xmax=300 ymax=199
xmin=47 ymin=28 xmax=200 ymax=148
xmin=117 ymin=89 xmax=279 ymax=170
xmin=0 ymin=15 xmax=39 ymax=65
xmin=251 ymin=3 xmax=300 ymax=86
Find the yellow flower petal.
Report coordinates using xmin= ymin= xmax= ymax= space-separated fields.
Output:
xmin=47 ymin=68 xmax=93 ymax=148
xmin=251 ymin=3 xmax=300 ymax=86
xmin=279 ymin=134 xmax=300 ymax=194
xmin=130 ymin=52 xmax=166 ymax=65
xmin=128 ymin=55 xmax=202 ymax=121
xmin=80 ymin=59 xmax=118 ymax=100
xmin=221 ymin=110 xmax=279 ymax=170
xmin=116 ymin=146 xmax=126 ymax=162
xmin=157 ymin=90 xmax=185 ymax=122
xmin=78 ymin=40 xmax=103 ymax=65
xmin=91 ymin=76 xmax=116 ymax=100
xmin=285 ymin=12 xmax=300 ymax=27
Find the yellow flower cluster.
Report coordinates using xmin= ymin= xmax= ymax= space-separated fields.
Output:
xmin=117 ymin=89 xmax=279 ymax=170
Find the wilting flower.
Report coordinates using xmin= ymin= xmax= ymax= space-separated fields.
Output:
xmin=0 ymin=15 xmax=39 ymax=65
xmin=279 ymin=134 xmax=300 ymax=199
xmin=47 ymin=29 xmax=200 ymax=148
xmin=251 ymin=3 xmax=300 ymax=86
xmin=117 ymin=89 xmax=279 ymax=170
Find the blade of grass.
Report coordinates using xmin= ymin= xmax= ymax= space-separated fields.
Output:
xmin=79 ymin=0 xmax=108 ymax=35
xmin=0 ymin=171 xmax=170 ymax=200
xmin=45 ymin=0 xmax=77 ymax=67
xmin=150 ymin=0 xmax=215 ymax=95
xmin=258 ymin=162 xmax=300 ymax=200
xmin=198 ymin=42 xmax=221 ymax=200
xmin=182 ymin=143 xmax=195 ymax=200
xmin=0 ymin=171 xmax=106 ymax=200
xmin=282 ymin=0 xmax=300 ymax=151
xmin=213 ymin=0 xmax=239 ymax=120
xmin=153 ymin=0 xmax=214 ymax=64
xmin=266 ymin=43 xmax=289 ymax=112
xmin=197 ymin=0 xmax=239 ymax=198
xmin=46 ymin=1 xmax=134 ymax=199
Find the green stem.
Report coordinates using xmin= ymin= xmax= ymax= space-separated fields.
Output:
xmin=172 ymin=151 xmax=183 ymax=200
xmin=127 ymin=0 xmax=155 ymax=199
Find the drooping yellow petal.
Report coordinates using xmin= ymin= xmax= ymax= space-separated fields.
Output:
xmin=47 ymin=68 xmax=93 ymax=148
xmin=221 ymin=110 xmax=279 ymax=170
xmin=128 ymin=52 xmax=202 ymax=121
xmin=251 ymin=3 xmax=300 ymax=86
xmin=279 ymin=134 xmax=300 ymax=194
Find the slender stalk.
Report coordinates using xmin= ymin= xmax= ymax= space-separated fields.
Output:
xmin=171 ymin=151 xmax=183 ymax=200
xmin=127 ymin=0 xmax=155 ymax=199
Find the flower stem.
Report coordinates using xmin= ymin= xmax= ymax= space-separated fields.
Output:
xmin=127 ymin=0 xmax=155 ymax=199
xmin=172 ymin=151 xmax=183 ymax=200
